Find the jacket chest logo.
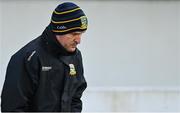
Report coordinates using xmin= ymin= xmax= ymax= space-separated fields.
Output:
xmin=69 ymin=64 xmax=76 ymax=76
xmin=42 ymin=66 xmax=52 ymax=71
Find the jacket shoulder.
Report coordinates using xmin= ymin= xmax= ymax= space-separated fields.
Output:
xmin=11 ymin=37 xmax=42 ymax=60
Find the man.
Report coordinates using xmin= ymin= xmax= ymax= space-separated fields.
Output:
xmin=1 ymin=2 xmax=87 ymax=112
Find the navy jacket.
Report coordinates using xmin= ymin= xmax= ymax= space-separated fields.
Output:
xmin=1 ymin=27 xmax=87 ymax=112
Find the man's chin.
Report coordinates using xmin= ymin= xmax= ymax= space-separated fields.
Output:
xmin=67 ymin=48 xmax=76 ymax=52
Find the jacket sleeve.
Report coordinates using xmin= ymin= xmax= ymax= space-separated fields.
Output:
xmin=71 ymin=79 xmax=87 ymax=112
xmin=71 ymin=51 xmax=87 ymax=112
xmin=1 ymin=51 xmax=40 ymax=112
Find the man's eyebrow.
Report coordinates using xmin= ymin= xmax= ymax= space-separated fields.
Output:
xmin=72 ymin=31 xmax=84 ymax=34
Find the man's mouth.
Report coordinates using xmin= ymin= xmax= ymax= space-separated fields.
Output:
xmin=71 ymin=43 xmax=77 ymax=48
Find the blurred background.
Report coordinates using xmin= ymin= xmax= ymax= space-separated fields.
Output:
xmin=0 ymin=0 xmax=180 ymax=112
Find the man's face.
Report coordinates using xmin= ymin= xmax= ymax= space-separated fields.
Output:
xmin=56 ymin=31 xmax=84 ymax=52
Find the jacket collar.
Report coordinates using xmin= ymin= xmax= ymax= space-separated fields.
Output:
xmin=41 ymin=26 xmax=77 ymax=57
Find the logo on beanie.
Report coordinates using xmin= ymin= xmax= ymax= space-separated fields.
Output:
xmin=80 ymin=16 xmax=87 ymax=29
xmin=57 ymin=25 xmax=67 ymax=30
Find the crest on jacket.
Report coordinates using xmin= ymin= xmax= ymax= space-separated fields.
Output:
xmin=69 ymin=64 xmax=76 ymax=76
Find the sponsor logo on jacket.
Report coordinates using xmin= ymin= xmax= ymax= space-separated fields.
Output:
xmin=42 ymin=66 xmax=52 ymax=71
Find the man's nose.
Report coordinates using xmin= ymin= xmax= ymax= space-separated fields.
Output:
xmin=74 ymin=35 xmax=81 ymax=44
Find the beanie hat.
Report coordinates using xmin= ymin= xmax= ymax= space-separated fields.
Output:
xmin=50 ymin=2 xmax=88 ymax=35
